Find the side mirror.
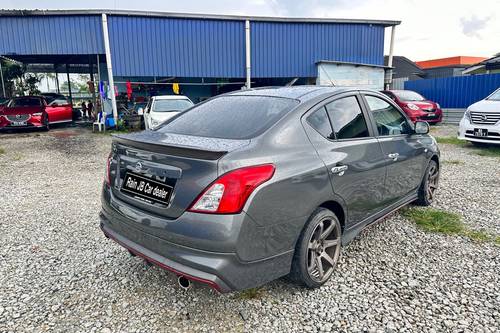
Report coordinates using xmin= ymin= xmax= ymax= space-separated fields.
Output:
xmin=137 ymin=107 xmax=144 ymax=115
xmin=414 ymin=121 xmax=429 ymax=134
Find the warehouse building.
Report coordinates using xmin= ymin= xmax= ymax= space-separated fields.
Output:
xmin=0 ymin=10 xmax=399 ymax=121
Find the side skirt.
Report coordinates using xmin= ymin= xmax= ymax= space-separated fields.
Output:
xmin=341 ymin=192 xmax=418 ymax=245
xmin=49 ymin=119 xmax=73 ymax=124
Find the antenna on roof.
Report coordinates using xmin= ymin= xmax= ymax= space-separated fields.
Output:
xmin=286 ymin=78 xmax=299 ymax=86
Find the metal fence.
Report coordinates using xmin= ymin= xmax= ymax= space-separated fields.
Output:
xmin=442 ymin=109 xmax=465 ymax=125
xmin=405 ymin=73 xmax=500 ymax=108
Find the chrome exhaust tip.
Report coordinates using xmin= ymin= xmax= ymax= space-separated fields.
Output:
xmin=178 ymin=276 xmax=191 ymax=290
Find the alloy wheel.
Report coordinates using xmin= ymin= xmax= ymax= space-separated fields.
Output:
xmin=307 ymin=218 xmax=341 ymax=283
xmin=426 ymin=164 xmax=439 ymax=202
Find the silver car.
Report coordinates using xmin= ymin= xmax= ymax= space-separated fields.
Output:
xmin=100 ymin=86 xmax=439 ymax=292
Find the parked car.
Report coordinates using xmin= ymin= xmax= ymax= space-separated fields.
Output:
xmin=458 ymin=87 xmax=500 ymax=145
xmin=382 ymin=90 xmax=442 ymax=124
xmin=100 ymin=86 xmax=439 ymax=292
xmin=0 ymin=96 xmax=50 ymax=130
xmin=40 ymin=93 xmax=74 ymax=123
xmin=142 ymin=95 xmax=194 ymax=130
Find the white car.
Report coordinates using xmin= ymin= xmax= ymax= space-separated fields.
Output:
xmin=458 ymin=88 xmax=500 ymax=145
xmin=142 ymin=95 xmax=194 ymax=130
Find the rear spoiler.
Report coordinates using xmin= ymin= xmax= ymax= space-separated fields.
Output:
xmin=112 ymin=135 xmax=228 ymax=160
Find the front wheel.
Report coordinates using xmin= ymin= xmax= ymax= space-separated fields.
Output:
xmin=289 ymin=208 xmax=342 ymax=288
xmin=415 ymin=159 xmax=439 ymax=206
xmin=43 ymin=115 xmax=50 ymax=131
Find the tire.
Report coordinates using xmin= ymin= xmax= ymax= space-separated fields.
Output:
xmin=415 ymin=159 xmax=439 ymax=206
xmin=42 ymin=115 xmax=50 ymax=131
xmin=289 ymin=208 xmax=342 ymax=288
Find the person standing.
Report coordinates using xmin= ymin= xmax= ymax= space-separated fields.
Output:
xmin=81 ymin=101 xmax=87 ymax=120
xmin=87 ymin=100 xmax=94 ymax=120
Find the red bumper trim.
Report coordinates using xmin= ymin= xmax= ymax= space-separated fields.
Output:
xmin=100 ymin=225 xmax=222 ymax=292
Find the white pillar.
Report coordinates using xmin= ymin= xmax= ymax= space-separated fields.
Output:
xmin=101 ymin=13 xmax=118 ymax=125
xmin=245 ymin=20 xmax=251 ymax=89
xmin=386 ymin=25 xmax=396 ymax=90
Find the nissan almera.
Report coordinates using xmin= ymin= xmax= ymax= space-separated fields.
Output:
xmin=100 ymin=86 xmax=439 ymax=292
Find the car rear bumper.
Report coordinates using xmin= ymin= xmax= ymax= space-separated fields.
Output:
xmin=100 ymin=186 xmax=294 ymax=292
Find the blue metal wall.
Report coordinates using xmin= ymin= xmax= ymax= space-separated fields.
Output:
xmin=0 ymin=14 xmax=387 ymax=79
xmin=0 ymin=15 xmax=104 ymax=55
xmin=404 ymin=74 xmax=500 ymax=108
xmin=108 ymin=16 xmax=245 ymax=77
xmin=251 ymin=22 xmax=385 ymax=78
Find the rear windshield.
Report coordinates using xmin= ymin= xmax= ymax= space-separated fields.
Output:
xmin=393 ymin=90 xmax=425 ymax=101
xmin=157 ymin=96 xmax=299 ymax=139
xmin=9 ymin=97 xmax=42 ymax=107
xmin=153 ymin=99 xmax=193 ymax=112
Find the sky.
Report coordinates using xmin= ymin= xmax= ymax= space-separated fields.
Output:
xmin=2 ymin=0 xmax=499 ymax=61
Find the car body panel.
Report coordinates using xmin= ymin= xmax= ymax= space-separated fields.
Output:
xmin=100 ymin=86 xmax=440 ymax=292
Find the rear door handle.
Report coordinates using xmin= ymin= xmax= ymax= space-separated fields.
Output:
xmin=388 ymin=153 xmax=399 ymax=161
xmin=331 ymin=165 xmax=348 ymax=176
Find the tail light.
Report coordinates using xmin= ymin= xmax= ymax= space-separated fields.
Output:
xmin=105 ymin=153 xmax=112 ymax=185
xmin=188 ymin=164 xmax=275 ymax=214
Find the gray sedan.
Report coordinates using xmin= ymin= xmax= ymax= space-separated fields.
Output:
xmin=100 ymin=86 xmax=439 ymax=292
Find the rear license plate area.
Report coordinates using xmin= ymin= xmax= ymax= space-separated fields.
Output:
xmin=474 ymin=128 xmax=488 ymax=137
xmin=121 ymin=172 xmax=173 ymax=205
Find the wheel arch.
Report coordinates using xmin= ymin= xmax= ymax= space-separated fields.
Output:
xmin=318 ymin=200 xmax=346 ymax=233
xmin=430 ymin=154 xmax=440 ymax=169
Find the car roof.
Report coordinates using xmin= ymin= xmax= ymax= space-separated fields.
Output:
xmin=153 ymin=95 xmax=191 ymax=100
xmin=227 ymin=85 xmax=369 ymax=102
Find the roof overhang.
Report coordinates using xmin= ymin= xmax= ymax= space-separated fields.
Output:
xmin=0 ymin=9 xmax=401 ymax=27
xmin=316 ymin=60 xmax=393 ymax=69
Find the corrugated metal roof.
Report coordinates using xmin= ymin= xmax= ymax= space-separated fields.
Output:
xmin=108 ymin=16 xmax=245 ymax=77
xmin=0 ymin=11 xmax=390 ymax=78
xmin=0 ymin=9 xmax=400 ymax=27
xmin=251 ymin=22 xmax=385 ymax=78
xmin=0 ymin=15 xmax=104 ymax=55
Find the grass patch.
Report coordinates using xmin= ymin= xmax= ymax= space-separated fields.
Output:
xmin=12 ymin=153 xmax=22 ymax=161
xmin=443 ymin=160 xmax=463 ymax=165
xmin=401 ymin=208 xmax=464 ymax=235
xmin=474 ymin=146 xmax=500 ymax=158
xmin=237 ymin=288 xmax=265 ymax=300
xmin=401 ymin=207 xmax=499 ymax=245
xmin=0 ymin=147 xmax=5 ymax=155
xmin=435 ymin=136 xmax=500 ymax=158
xmin=435 ymin=136 xmax=468 ymax=146
xmin=465 ymin=230 xmax=493 ymax=242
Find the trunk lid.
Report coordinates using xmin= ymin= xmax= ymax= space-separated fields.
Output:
xmin=110 ymin=131 xmax=249 ymax=219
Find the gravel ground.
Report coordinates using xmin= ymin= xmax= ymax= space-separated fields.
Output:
xmin=0 ymin=125 xmax=498 ymax=333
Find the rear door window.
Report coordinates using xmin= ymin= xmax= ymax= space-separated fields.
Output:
xmin=325 ymin=96 xmax=370 ymax=140
xmin=158 ymin=96 xmax=299 ymax=139
xmin=307 ymin=107 xmax=333 ymax=138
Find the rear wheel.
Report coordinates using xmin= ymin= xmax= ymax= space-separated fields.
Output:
xmin=415 ymin=159 xmax=439 ymax=206
xmin=289 ymin=208 xmax=342 ymax=288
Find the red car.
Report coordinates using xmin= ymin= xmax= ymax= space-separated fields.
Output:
xmin=0 ymin=95 xmax=73 ymax=131
xmin=382 ymin=90 xmax=442 ymax=124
